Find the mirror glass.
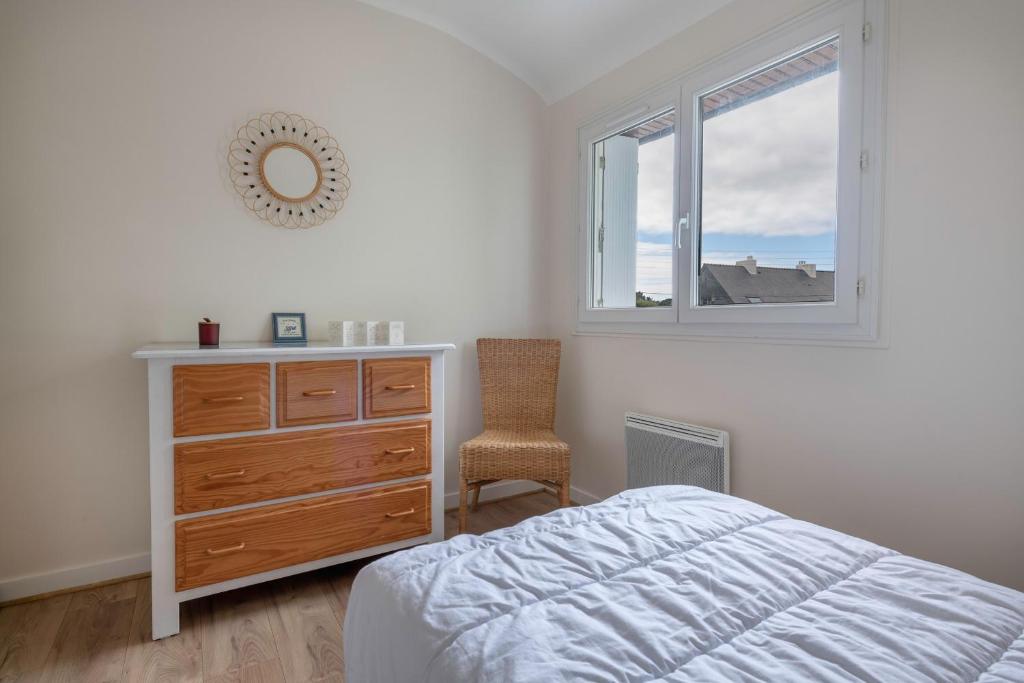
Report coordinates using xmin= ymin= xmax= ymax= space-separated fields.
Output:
xmin=262 ymin=145 xmax=319 ymax=200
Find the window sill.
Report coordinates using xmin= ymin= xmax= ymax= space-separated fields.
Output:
xmin=573 ymin=320 xmax=887 ymax=349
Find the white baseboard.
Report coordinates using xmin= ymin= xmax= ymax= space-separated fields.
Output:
xmin=4 ymin=485 xmax=605 ymax=603
xmin=0 ymin=552 xmax=151 ymax=603
xmin=570 ymin=484 xmax=603 ymax=505
xmin=443 ymin=480 xmax=544 ymax=509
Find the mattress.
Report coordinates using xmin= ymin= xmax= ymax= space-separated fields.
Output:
xmin=343 ymin=486 xmax=1024 ymax=682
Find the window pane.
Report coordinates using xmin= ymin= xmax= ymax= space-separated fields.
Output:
xmin=592 ymin=110 xmax=675 ymax=308
xmin=697 ymin=39 xmax=839 ymax=306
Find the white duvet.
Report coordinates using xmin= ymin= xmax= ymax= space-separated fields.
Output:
xmin=344 ymin=486 xmax=1024 ymax=682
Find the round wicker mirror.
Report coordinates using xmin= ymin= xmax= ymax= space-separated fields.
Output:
xmin=228 ymin=112 xmax=350 ymax=229
xmin=261 ymin=143 xmax=321 ymax=201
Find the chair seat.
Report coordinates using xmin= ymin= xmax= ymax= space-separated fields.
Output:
xmin=460 ymin=429 xmax=570 ymax=482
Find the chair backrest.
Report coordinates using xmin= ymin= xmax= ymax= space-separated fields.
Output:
xmin=476 ymin=338 xmax=561 ymax=432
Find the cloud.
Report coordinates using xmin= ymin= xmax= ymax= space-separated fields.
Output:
xmin=637 ymin=134 xmax=674 ymax=235
xmin=632 ymin=72 xmax=839 ymax=239
xmin=636 ymin=242 xmax=672 ymax=296
xmin=629 ymin=70 xmax=839 ymax=294
xmin=701 ymin=73 xmax=839 ymax=237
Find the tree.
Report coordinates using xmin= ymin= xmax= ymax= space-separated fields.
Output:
xmin=636 ymin=292 xmax=671 ymax=307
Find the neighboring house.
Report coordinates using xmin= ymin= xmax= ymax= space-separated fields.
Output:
xmin=699 ymin=257 xmax=834 ymax=305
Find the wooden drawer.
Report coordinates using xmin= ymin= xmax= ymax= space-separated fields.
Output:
xmin=175 ymin=481 xmax=430 ymax=591
xmin=276 ymin=360 xmax=357 ymax=427
xmin=363 ymin=357 xmax=431 ymax=418
xmin=174 ymin=420 xmax=431 ymax=513
xmin=173 ymin=364 xmax=270 ymax=437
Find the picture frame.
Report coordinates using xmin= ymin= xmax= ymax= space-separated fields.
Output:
xmin=272 ymin=312 xmax=307 ymax=345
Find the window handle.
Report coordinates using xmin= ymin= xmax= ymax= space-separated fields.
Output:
xmin=677 ymin=213 xmax=690 ymax=249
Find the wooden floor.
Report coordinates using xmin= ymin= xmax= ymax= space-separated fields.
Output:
xmin=0 ymin=492 xmax=560 ymax=683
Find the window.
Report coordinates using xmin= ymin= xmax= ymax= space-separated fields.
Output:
xmin=577 ymin=0 xmax=884 ymax=342
xmin=591 ymin=110 xmax=676 ymax=310
xmin=697 ymin=39 xmax=839 ymax=308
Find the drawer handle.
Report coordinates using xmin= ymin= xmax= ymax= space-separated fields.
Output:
xmin=206 ymin=542 xmax=246 ymax=556
xmin=385 ymin=508 xmax=416 ymax=518
xmin=303 ymin=389 xmax=337 ymax=397
xmin=203 ymin=395 xmax=245 ymax=404
xmin=385 ymin=384 xmax=416 ymax=391
xmin=384 ymin=447 xmax=416 ymax=455
xmin=206 ymin=469 xmax=246 ymax=480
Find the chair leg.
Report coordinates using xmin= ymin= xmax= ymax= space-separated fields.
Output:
xmin=559 ymin=481 xmax=571 ymax=507
xmin=458 ymin=478 xmax=468 ymax=534
xmin=468 ymin=480 xmax=498 ymax=511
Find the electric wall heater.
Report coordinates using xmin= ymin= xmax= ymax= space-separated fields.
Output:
xmin=625 ymin=412 xmax=730 ymax=494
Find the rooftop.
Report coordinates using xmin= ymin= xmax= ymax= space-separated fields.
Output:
xmin=700 ymin=262 xmax=835 ymax=304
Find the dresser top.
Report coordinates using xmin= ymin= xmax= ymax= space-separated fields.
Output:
xmin=132 ymin=341 xmax=456 ymax=359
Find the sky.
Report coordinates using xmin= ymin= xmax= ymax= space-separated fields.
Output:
xmin=634 ymin=70 xmax=839 ymax=298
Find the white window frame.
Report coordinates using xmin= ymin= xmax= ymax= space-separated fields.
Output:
xmin=576 ymin=0 xmax=886 ymax=343
xmin=578 ymin=83 xmax=680 ymax=324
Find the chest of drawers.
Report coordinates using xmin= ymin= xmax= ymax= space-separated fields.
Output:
xmin=133 ymin=342 xmax=453 ymax=639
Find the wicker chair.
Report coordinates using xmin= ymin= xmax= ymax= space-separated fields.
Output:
xmin=458 ymin=338 xmax=571 ymax=533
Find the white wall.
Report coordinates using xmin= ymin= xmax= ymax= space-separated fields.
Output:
xmin=544 ymin=0 xmax=1024 ymax=590
xmin=2 ymin=0 xmax=1022 ymax=599
xmin=0 ymin=0 xmax=545 ymax=593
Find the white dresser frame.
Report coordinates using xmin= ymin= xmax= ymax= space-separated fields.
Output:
xmin=133 ymin=342 xmax=453 ymax=639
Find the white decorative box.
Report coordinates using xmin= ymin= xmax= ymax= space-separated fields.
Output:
xmin=327 ymin=321 xmax=344 ymax=346
xmin=342 ymin=321 xmax=365 ymax=347
xmin=365 ymin=321 xmax=388 ymax=345
xmin=388 ymin=321 xmax=405 ymax=345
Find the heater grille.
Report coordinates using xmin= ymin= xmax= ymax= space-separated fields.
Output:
xmin=625 ymin=412 xmax=729 ymax=493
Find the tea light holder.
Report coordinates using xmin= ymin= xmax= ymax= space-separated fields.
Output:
xmin=198 ymin=318 xmax=220 ymax=347
xmin=342 ymin=321 xmax=365 ymax=346
xmin=327 ymin=321 xmax=344 ymax=346
xmin=388 ymin=321 xmax=405 ymax=345
xmin=365 ymin=321 xmax=388 ymax=345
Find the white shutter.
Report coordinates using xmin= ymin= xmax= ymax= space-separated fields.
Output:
xmin=597 ymin=135 xmax=638 ymax=308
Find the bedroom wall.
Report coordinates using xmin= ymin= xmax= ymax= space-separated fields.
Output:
xmin=544 ymin=0 xmax=1024 ymax=590
xmin=0 ymin=0 xmax=545 ymax=596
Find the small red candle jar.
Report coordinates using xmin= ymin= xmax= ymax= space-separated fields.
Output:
xmin=198 ymin=321 xmax=220 ymax=347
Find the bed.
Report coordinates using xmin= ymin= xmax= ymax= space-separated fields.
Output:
xmin=343 ymin=486 xmax=1024 ymax=682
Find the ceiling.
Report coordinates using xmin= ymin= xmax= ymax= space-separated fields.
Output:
xmin=357 ymin=0 xmax=733 ymax=104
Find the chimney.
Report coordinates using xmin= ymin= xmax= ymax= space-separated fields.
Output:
xmin=736 ymin=255 xmax=757 ymax=275
xmin=796 ymin=261 xmax=817 ymax=278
